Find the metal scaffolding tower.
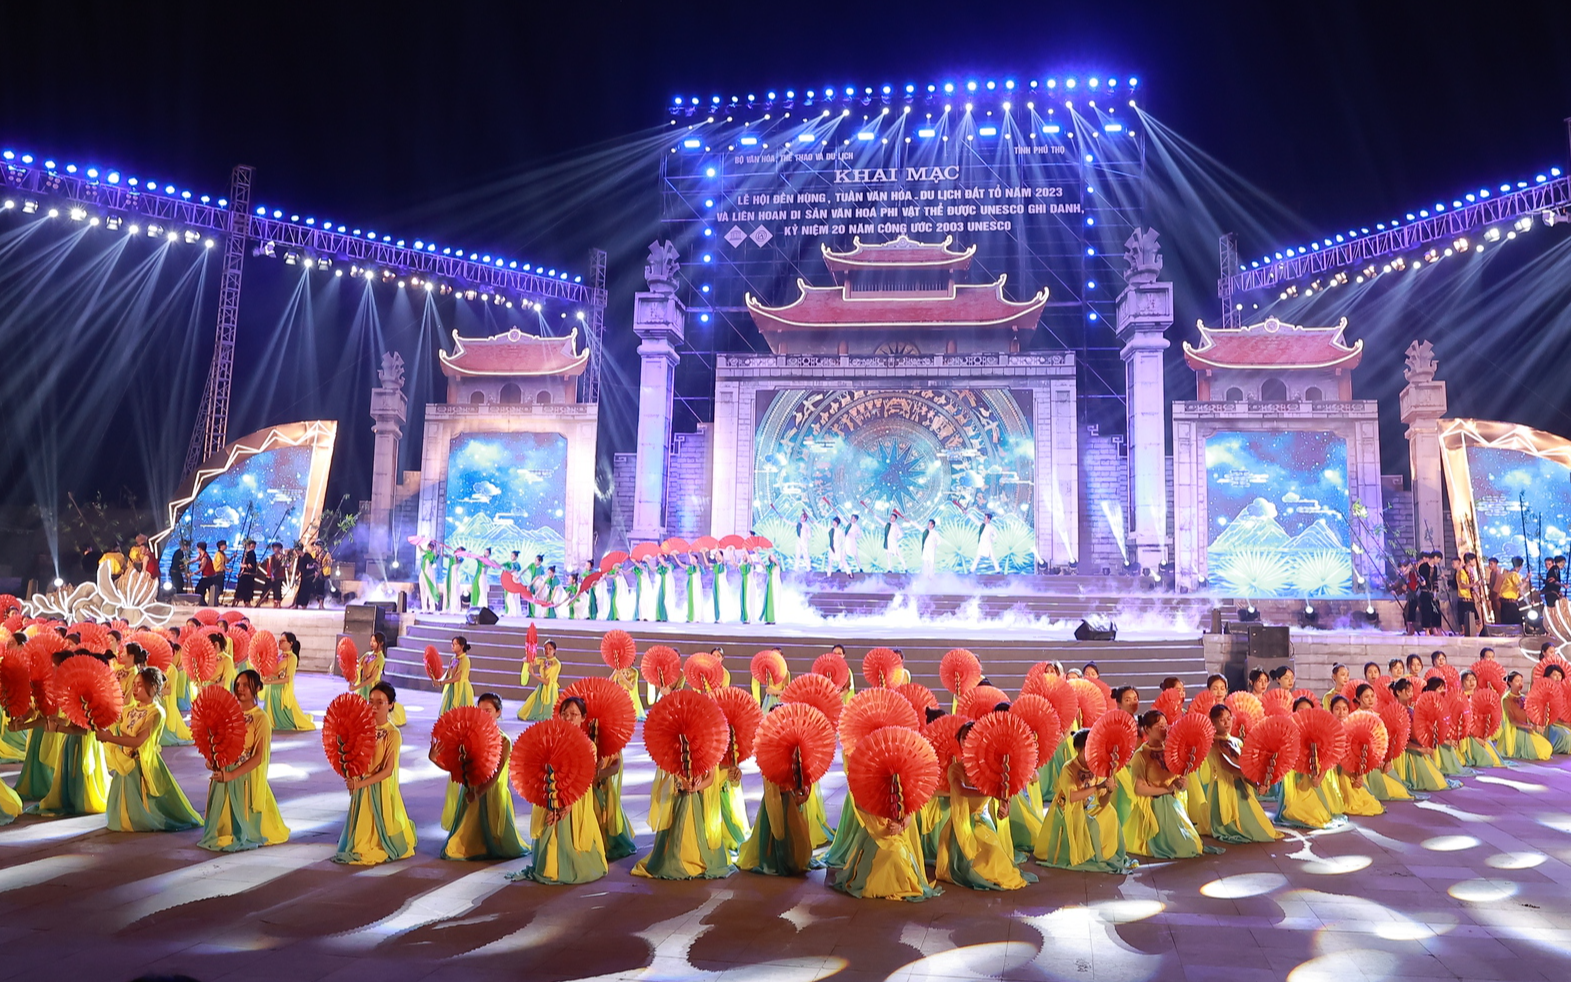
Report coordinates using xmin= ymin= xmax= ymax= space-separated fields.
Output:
xmin=580 ymin=247 xmax=608 ymax=405
xmin=184 ymin=165 xmax=252 ymax=475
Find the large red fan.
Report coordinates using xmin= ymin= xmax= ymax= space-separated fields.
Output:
xmin=755 ymin=703 xmax=837 ymax=792
xmin=181 ymin=632 xmax=218 ymax=685
xmin=1445 ymin=693 xmax=1472 ymax=743
xmin=1163 ymin=713 xmax=1215 ymax=776
xmin=248 ymin=631 xmax=280 ymax=680
xmin=712 ymin=685 xmax=765 ymax=766
xmin=1084 ymin=710 xmax=1139 ymax=779
xmin=958 ymin=684 xmax=1011 ymax=720
xmin=840 ymin=688 xmax=920 ymax=756
xmin=1470 ymin=687 xmax=1502 ymax=739
xmin=510 ymin=718 xmax=598 ymax=810
xmin=1524 ymin=684 xmax=1558 ymax=728
xmin=430 ymin=705 xmax=504 ymax=786
xmin=1238 ymin=716 xmax=1303 ymax=786
xmin=1010 ymin=693 xmax=1064 ymax=759
xmin=924 ymin=713 xmax=968 ymax=792
xmin=1377 ymin=704 xmax=1410 ymax=764
xmin=68 ymin=621 xmax=111 ymax=652
xmin=337 ymin=637 xmax=360 ymax=686
xmin=525 ymin=622 xmax=539 ymax=663
xmin=0 ymin=594 xmax=18 ymax=617
xmin=1411 ymin=692 xmax=1446 ymax=749
xmin=1291 ymin=687 xmax=1318 ymax=706
xmin=894 ymin=681 xmax=940 ymax=716
xmin=190 ymin=685 xmax=248 ymax=771
xmin=1425 ymin=665 xmax=1462 ymax=693
xmin=1341 ymin=711 xmax=1389 ymax=777
xmin=1294 ymin=707 xmax=1348 ymax=774
xmin=424 ymin=645 xmax=444 ymax=682
xmin=643 ymin=688 xmax=729 ymax=781
xmin=194 ymin=609 xmax=222 ymax=626
xmin=782 ymin=671 xmax=843 ymax=724
xmin=322 ymin=692 xmax=378 ymax=779
xmin=1373 ymin=676 xmax=1399 ymax=709
xmin=561 ymin=676 xmax=637 ymax=758
xmin=1028 ymin=674 xmax=1081 ymax=733
xmin=751 ymin=649 xmax=788 ymax=687
xmin=1188 ymin=690 xmax=1217 ymax=718
xmin=26 ymin=632 xmax=68 ymax=682
xmin=1069 ymin=677 xmax=1107 ymax=728
xmin=129 ymin=630 xmax=175 ymax=673
xmin=1225 ymin=692 xmax=1265 ymax=738
xmin=641 ymin=644 xmax=683 ymax=690
xmin=227 ymin=627 xmax=251 ymax=667
xmin=961 ymin=711 xmax=1039 ymax=800
xmin=1261 ymin=688 xmax=1294 ymax=717
xmin=1533 ymin=651 xmax=1570 ymax=682
xmin=220 ymin=610 xmax=249 ymax=626
xmin=600 ymin=629 xmax=637 ymax=671
xmin=683 ymin=652 xmax=726 ymax=694
xmin=811 ymin=651 xmax=851 ymax=689
xmin=51 ymin=654 xmax=124 ymax=731
xmin=1470 ymin=658 xmax=1506 ymax=694
xmin=1152 ymin=687 xmax=1184 ymax=722
xmin=862 ymin=647 xmax=904 ymax=688
xmin=939 ymin=648 xmax=982 ymax=694
xmin=846 ymin=725 xmax=940 ymax=822
xmin=0 ymin=650 xmax=32 ymax=719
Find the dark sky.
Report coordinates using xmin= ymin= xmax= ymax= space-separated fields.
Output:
xmin=3 ymin=0 xmax=1570 ymax=543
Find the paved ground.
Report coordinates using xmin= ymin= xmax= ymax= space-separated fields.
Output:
xmin=3 ymin=674 xmax=1570 ymax=982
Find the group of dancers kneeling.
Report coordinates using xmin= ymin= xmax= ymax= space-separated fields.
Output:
xmin=5 ymin=610 xmax=1571 ymax=900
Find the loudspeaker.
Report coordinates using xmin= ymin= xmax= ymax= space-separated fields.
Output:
xmin=466 ymin=607 xmax=499 ymax=626
xmin=1246 ymin=625 xmax=1291 ymax=662
xmin=1074 ymin=617 xmax=1117 ymax=641
xmin=174 ymin=592 xmax=202 ymax=605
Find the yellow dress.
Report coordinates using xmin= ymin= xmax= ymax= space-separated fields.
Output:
xmin=648 ymin=769 xmax=676 ymax=832
xmin=718 ymin=772 xmax=750 ymax=853
xmin=1034 ymin=760 xmax=1135 ymax=873
xmin=266 ymin=653 xmax=316 ymax=732
xmin=1275 ymin=771 xmax=1341 ymax=828
xmin=0 ymin=772 xmax=19 ymax=825
xmin=1498 ymin=693 xmax=1553 ymax=760
xmin=738 ymin=781 xmax=821 ymax=876
xmin=613 ymin=666 xmax=645 ymax=720
xmin=104 ymin=702 xmax=203 ymax=831
xmin=517 ymin=658 xmax=561 ymax=721
xmin=1123 ymin=749 xmax=1212 ymax=858
xmin=199 ymin=705 xmax=290 ymax=852
xmin=936 ymin=765 xmax=1035 ymax=890
xmin=442 ymin=736 xmax=529 ymax=860
xmin=511 ymin=793 xmax=607 ymax=885
xmin=214 ymin=650 xmax=237 ymax=692
xmin=1331 ymin=767 xmax=1384 ymax=816
xmin=356 ymin=652 xmax=406 ymax=726
xmin=334 ymin=722 xmax=418 ymax=865
xmin=828 ymin=805 xmax=940 ymax=900
xmin=1201 ymin=740 xmax=1281 ymax=843
xmin=0 ymin=706 xmax=27 ymax=762
xmin=113 ymin=663 xmax=137 ymax=703
xmin=35 ymin=727 xmax=110 ymax=817
xmin=632 ymin=773 xmax=733 ymax=879
xmin=440 ymin=654 xmax=475 ymax=714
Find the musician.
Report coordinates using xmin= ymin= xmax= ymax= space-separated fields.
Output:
xmin=233 ymin=540 xmax=260 ymax=606
xmin=168 ymin=540 xmax=190 ymax=595
xmin=262 ymin=542 xmax=287 ymax=607
xmin=293 ymin=542 xmax=320 ymax=609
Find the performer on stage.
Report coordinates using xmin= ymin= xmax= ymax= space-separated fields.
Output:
xmin=501 ymin=551 xmax=523 ymax=616
xmin=417 ymin=538 xmax=442 ymax=613
xmin=795 ymin=510 xmax=814 ymax=572
xmin=438 ymin=636 xmax=476 ymax=714
xmin=761 ymin=552 xmax=779 ymax=624
xmin=98 ymin=667 xmax=203 ymax=832
xmin=828 ymin=517 xmax=847 ymax=574
xmin=1200 ymin=704 xmax=1280 ymax=843
xmin=168 ymin=540 xmax=189 ymax=595
xmin=882 ymin=510 xmax=908 ymax=573
xmin=936 ymin=722 xmax=1036 ymax=890
xmin=1498 ymin=672 xmax=1552 ymax=760
xmin=333 ymin=682 xmax=417 ymax=865
xmin=737 ymin=550 xmax=753 ymax=624
xmin=264 ymin=632 xmax=316 ymax=731
xmin=35 ymin=674 xmax=110 ymax=818
xmin=233 ymin=540 xmax=260 ymax=606
xmin=920 ymin=519 xmax=939 ymax=575
xmin=683 ymin=554 xmax=701 ymax=623
xmin=198 ymin=670 xmax=290 ymax=852
xmin=971 ymin=513 xmax=1000 ymax=574
xmin=843 ymin=514 xmax=863 ymax=573
xmin=437 ymin=692 xmax=528 ymax=861
xmin=443 ymin=548 xmax=468 ymax=614
xmin=710 ymin=549 xmax=729 ymax=623
xmin=1125 ymin=711 xmax=1216 ymax=858
xmin=510 ymin=698 xmax=609 ymax=885
xmin=471 ymin=548 xmax=494 ymax=611
xmin=517 ymin=640 xmax=561 ymax=722
xmin=524 ymin=554 xmax=545 ymax=617
xmin=359 ymin=633 xmax=406 ymax=727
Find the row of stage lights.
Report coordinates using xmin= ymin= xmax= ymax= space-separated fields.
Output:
xmin=1 ymin=148 xmax=578 ymax=284
xmin=0 ymin=197 xmax=214 ymax=246
xmin=670 ymin=75 xmax=1140 ymax=114
xmin=1241 ymin=166 xmax=1565 ymax=270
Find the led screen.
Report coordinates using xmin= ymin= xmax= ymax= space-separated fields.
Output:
xmin=1463 ymin=445 xmax=1571 ymax=562
xmin=1205 ymin=430 xmax=1353 ymax=597
xmin=444 ymin=432 xmax=567 ymax=566
xmin=160 ymin=444 xmax=316 ymax=571
xmin=752 ymin=387 xmax=1035 ymax=573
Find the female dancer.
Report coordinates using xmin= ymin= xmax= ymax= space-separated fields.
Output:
xmin=1200 ymin=704 xmax=1281 ymax=842
xmin=591 ymin=709 xmax=638 ymax=862
xmin=936 ymin=722 xmax=1036 ymax=890
xmin=437 ymin=692 xmax=528 ymax=860
xmin=35 ymin=662 xmax=111 ymax=818
xmin=1274 ymin=699 xmax=1342 ymax=829
xmin=633 ymin=754 xmax=731 ymax=880
xmin=517 ymin=640 xmax=561 ymax=722
xmin=739 ymin=777 xmax=820 ymax=876
xmin=1390 ymin=679 xmax=1459 ymax=791
xmin=1034 ymin=728 xmax=1137 ymax=873
xmin=199 ymin=670 xmax=290 ymax=852
xmin=208 ymin=631 xmax=237 ymax=692
xmin=511 ymin=696 xmax=608 ymax=884
xmin=1351 ymin=684 xmax=1420 ymax=802
xmin=334 ymin=682 xmax=417 ymax=865
xmin=611 ymin=659 xmax=645 ymax=721
xmin=1499 ymin=672 xmax=1553 ymax=760
xmin=10 ymin=684 xmax=64 ymax=802
xmin=1327 ymin=696 xmax=1383 ymax=817
xmin=1125 ymin=711 xmax=1216 ymax=858
xmin=439 ymin=636 xmax=476 ymax=713
xmin=1457 ymin=671 xmax=1503 ymax=768
xmin=1538 ymin=664 xmax=1571 ymax=754
xmin=358 ymin=633 xmax=406 ymax=726
xmin=97 ymin=667 xmax=202 ymax=832
xmin=263 ymin=632 xmax=316 ymax=732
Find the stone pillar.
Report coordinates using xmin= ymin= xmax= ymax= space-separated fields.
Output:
xmin=1399 ymin=340 xmax=1447 ymax=553
xmin=629 ymin=241 xmax=685 ymax=545
xmin=366 ymin=352 xmax=407 ymax=576
xmin=1115 ymin=228 xmax=1173 ymax=572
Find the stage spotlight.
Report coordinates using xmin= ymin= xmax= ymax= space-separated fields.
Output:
xmin=1361 ymin=606 xmax=1381 ymax=625
xmin=1236 ymin=604 xmax=1260 ymax=622
xmin=1515 ymin=215 xmax=1534 ymax=233
xmin=105 ymin=215 xmax=121 ymax=230
xmin=127 ymin=224 xmax=139 ymax=235
xmin=1299 ymin=603 xmax=1320 ymax=628
xmin=53 ymin=577 xmax=63 ymax=588
xmin=316 ymin=257 xmax=331 ymax=270
xmin=204 ymin=239 xmax=214 ymax=248
xmin=166 ymin=231 xmax=178 ymax=242
xmin=46 ymin=207 xmax=59 ymax=218
xmin=1 ymin=199 xmax=12 ymax=209
xmin=284 ymin=251 xmax=299 ymax=265
xmin=146 ymin=222 xmax=163 ymax=237
xmin=68 ymin=206 xmax=86 ymax=221
xmin=184 ymin=230 xmax=200 ymax=243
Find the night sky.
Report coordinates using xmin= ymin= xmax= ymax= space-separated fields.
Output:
xmin=3 ymin=0 xmax=1570 ymax=555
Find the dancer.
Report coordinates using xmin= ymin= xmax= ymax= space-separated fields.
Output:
xmin=936 ymin=721 xmax=1036 ymax=890
xmin=1034 ymin=728 xmax=1136 ymax=873
xmin=263 ymin=632 xmax=316 ymax=732
xmin=416 ymin=538 xmax=442 ymax=612
xmin=828 ymin=517 xmax=847 ymax=574
xmin=510 ymin=699 xmax=608 ymax=885
xmin=98 ymin=667 xmax=202 ymax=832
xmin=794 ymin=510 xmax=814 ymax=572
xmin=35 ymin=671 xmax=111 ymax=818
xmin=501 ymin=551 xmax=523 ymax=617
xmin=1124 ymin=711 xmax=1216 ymax=858
xmin=1201 ymin=705 xmax=1281 ymax=843
xmin=1327 ymin=696 xmax=1383 ymax=817
xmin=11 ymin=687 xmax=65 ymax=802
xmin=1390 ymin=678 xmax=1459 ymax=790
xmin=472 ymin=548 xmax=494 ymax=611
xmin=882 ymin=510 xmax=908 ymax=573
xmin=437 ymin=692 xmax=528 ymax=861
xmin=1458 ymin=671 xmax=1503 ymax=768
xmin=1274 ymin=700 xmax=1342 ymax=829
xmin=443 ymin=547 xmax=467 ymax=614
xmin=517 ymin=640 xmax=562 ymax=721
xmin=199 ymin=670 xmax=290 ymax=852
xmin=760 ymin=552 xmax=780 ymax=624
xmin=334 ymin=682 xmax=417 ymax=865
xmin=970 ymin=513 xmax=999 ymax=574
xmin=920 ymin=519 xmax=939 ymax=575
xmin=358 ymin=633 xmax=406 ymax=727
xmin=438 ymin=636 xmax=476 ymax=714
xmin=1498 ymin=672 xmax=1552 ymax=760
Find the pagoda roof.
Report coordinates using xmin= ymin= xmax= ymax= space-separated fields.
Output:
xmin=439 ymin=328 xmax=589 ymax=378
xmin=1183 ymin=316 xmax=1363 ymax=372
xmin=821 ymin=234 xmax=975 ymax=275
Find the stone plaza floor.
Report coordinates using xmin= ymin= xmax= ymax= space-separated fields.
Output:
xmin=3 ymin=674 xmax=1571 ymax=982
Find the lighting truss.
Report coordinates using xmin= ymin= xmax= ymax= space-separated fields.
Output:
xmin=1220 ymin=176 xmax=1571 ymax=307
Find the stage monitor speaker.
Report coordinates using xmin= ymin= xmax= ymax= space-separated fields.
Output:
xmin=1244 ymin=624 xmax=1291 ymax=662
xmin=466 ymin=607 xmax=499 ymax=626
xmin=174 ymin=592 xmax=202 ymax=605
xmin=1074 ymin=617 xmax=1117 ymax=642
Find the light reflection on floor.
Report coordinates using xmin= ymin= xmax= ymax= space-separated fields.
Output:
xmin=0 ymin=671 xmax=1568 ymax=981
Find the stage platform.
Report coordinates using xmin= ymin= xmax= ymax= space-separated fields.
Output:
xmin=384 ymin=613 xmax=1210 ymax=700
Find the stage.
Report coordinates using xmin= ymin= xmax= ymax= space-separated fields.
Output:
xmin=1 ymin=672 xmax=1569 ymax=982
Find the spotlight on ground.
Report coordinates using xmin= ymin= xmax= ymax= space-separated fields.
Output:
xmin=1361 ymin=605 xmax=1381 ymax=625
xmin=1236 ymin=604 xmax=1260 ymax=622
xmin=1299 ymin=602 xmax=1320 ymax=628
xmin=1074 ymin=615 xmax=1117 ymax=641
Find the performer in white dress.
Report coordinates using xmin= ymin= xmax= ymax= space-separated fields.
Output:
xmin=970 ymin=513 xmax=1000 ymax=574
xmin=828 ymin=517 xmax=847 ymax=574
xmin=794 ymin=511 xmax=814 ymax=572
xmin=920 ymin=519 xmax=939 ymax=576
xmin=843 ymin=514 xmax=863 ymax=573
xmin=882 ymin=510 xmax=907 ymax=573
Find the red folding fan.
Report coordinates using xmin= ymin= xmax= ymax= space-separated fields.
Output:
xmin=640 ymin=644 xmax=683 ymax=690
xmin=861 ymin=647 xmax=904 ymax=688
xmin=960 ymin=711 xmax=1039 ymax=800
xmin=1084 ymin=710 xmax=1139 ymax=779
xmin=642 ymin=688 xmax=728 ymax=781
xmin=510 ymin=718 xmax=597 ymax=810
xmin=191 ymin=685 xmax=248 ymax=771
xmin=755 ymin=702 xmax=837 ymax=793
xmin=1163 ymin=712 xmax=1215 ymax=776
xmin=1238 ymin=715 xmax=1302 ymax=786
xmin=712 ymin=685 xmax=765 ymax=766
xmin=811 ymin=651 xmax=851 ymax=689
xmin=322 ymin=692 xmax=378 ymax=779
xmin=561 ymin=676 xmax=637 ymax=758
xmin=939 ymin=647 xmax=982 ymax=695
xmin=430 ymin=704 xmax=503 ymax=786
xmin=600 ymin=629 xmax=637 ymax=671
xmin=839 ymin=687 xmax=920 ymax=757
xmin=781 ymin=671 xmax=843 ymax=725
xmin=846 ymin=725 xmax=940 ymax=822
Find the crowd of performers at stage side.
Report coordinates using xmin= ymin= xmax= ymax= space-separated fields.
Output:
xmin=1393 ymin=549 xmax=1561 ymax=636
xmin=59 ymin=535 xmax=338 ymax=610
xmin=6 ymin=603 xmax=1571 ymax=898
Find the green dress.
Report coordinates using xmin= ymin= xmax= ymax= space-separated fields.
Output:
xmin=267 ymin=652 xmax=318 ymax=732
xmin=334 ymin=722 xmax=418 ymax=865
xmin=441 ymin=740 xmax=529 ymax=860
xmin=686 ymin=565 xmax=699 ymax=622
xmin=711 ymin=562 xmax=724 ymax=622
xmin=104 ymin=702 xmax=203 ymax=832
xmin=632 ymin=567 xmax=646 ymax=621
xmin=739 ymin=561 xmax=752 ymax=623
xmin=199 ymin=705 xmax=291 ymax=852
xmin=738 ymin=781 xmax=823 ymax=876
xmin=1034 ymin=760 xmax=1137 ymax=874
xmin=632 ymin=776 xmax=734 ymax=880
xmin=762 ymin=560 xmax=778 ymax=624
xmin=594 ymin=757 xmax=638 ymax=861
xmin=544 ymin=576 xmax=559 ymax=619
xmin=509 ymin=793 xmax=608 ymax=885
xmin=34 ymin=729 xmax=110 ymax=817
xmin=13 ymin=722 xmax=64 ymax=801
xmin=1201 ymin=740 xmax=1281 ymax=843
